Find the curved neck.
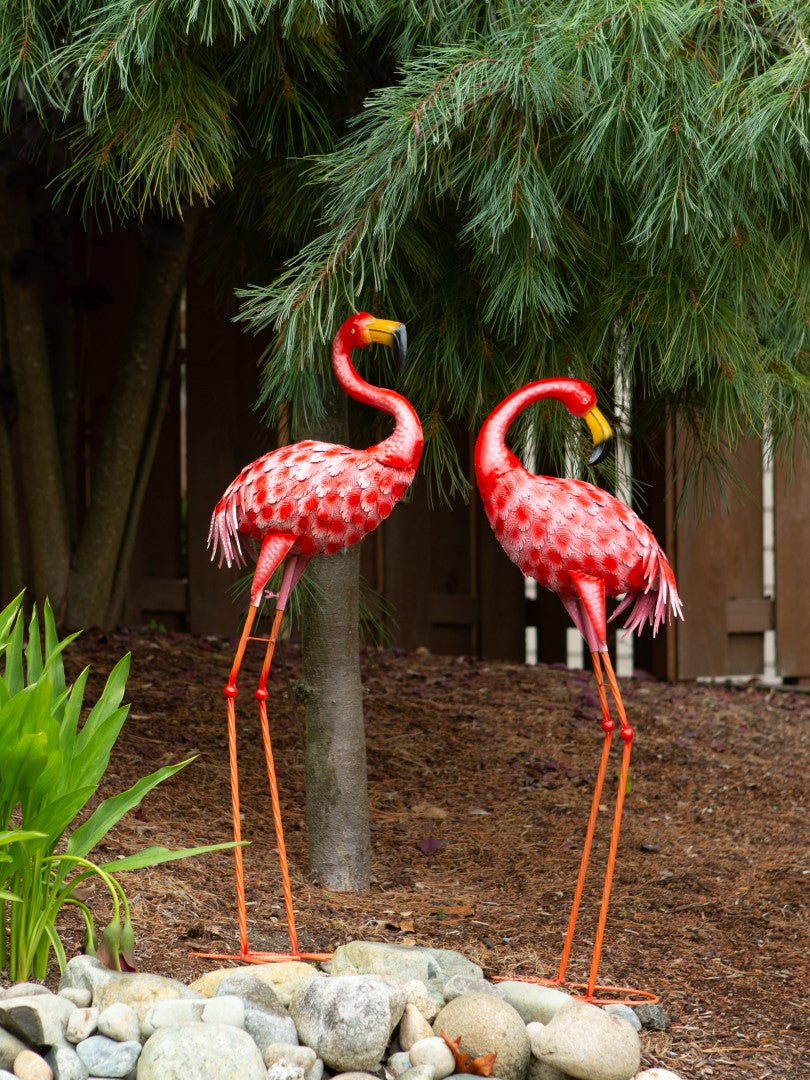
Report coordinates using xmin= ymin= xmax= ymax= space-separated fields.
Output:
xmin=332 ymin=338 xmax=423 ymax=471
xmin=474 ymin=377 xmax=578 ymax=486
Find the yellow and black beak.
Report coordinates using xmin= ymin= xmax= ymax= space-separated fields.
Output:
xmin=367 ymin=318 xmax=408 ymax=370
xmin=584 ymin=406 xmax=614 ymax=465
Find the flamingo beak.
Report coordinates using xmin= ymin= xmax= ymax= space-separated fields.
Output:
xmin=584 ymin=406 xmax=613 ymax=465
xmin=367 ymin=318 xmax=408 ymax=370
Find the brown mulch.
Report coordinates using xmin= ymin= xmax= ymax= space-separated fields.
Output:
xmin=42 ymin=628 xmax=810 ymax=1078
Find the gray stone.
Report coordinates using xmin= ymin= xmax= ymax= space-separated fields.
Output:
xmin=602 ymin=1005 xmax=641 ymax=1032
xmin=58 ymin=957 xmax=117 ymax=999
xmin=189 ymin=962 xmax=321 ymax=1007
xmin=58 ymin=990 xmax=91 ymax=1010
xmin=495 ymin=981 xmax=573 ymax=1024
xmin=399 ymin=1002 xmax=434 ymax=1050
xmin=74 ymin=1035 xmax=141 ymax=1078
xmin=387 ymin=1050 xmax=414 ymax=1076
xmin=44 ymin=1041 xmax=90 ymax=1080
xmin=442 ymin=975 xmax=496 ymax=1001
xmin=97 ymin=1002 xmax=140 ymax=1043
xmin=528 ymin=1057 xmax=573 ymax=1080
xmin=0 ymin=983 xmax=52 ymax=1000
xmin=201 ymin=995 xmax=245 ymax=1029
xmin=262 ymin=1043 xmax=319 ymax=1080
xmin=0 ymin=994 xmax=76 ymax=1048
xmin=136 ymin=1023 xmax=267 ymax=1080
xmin=141 ymin=999 xmax=205 ymax=1037
xmin=398 ymin=1068 xmax=436 ymax=1080
xmin=0 ymin=1026 xmax=28 ymax=1070
xmin=432 ymin=993 xmax=531 ymax=1080
xmin=632 ymin=1004 xmax=669 ymax=1031
xmin=290 ymin=973 xmax=406 ymax=1072
xmin=11 ymin=1048 xmax=53 ymax=1080
xmin=531 ymin=1001 xmax=640 ymax=1080
xmin=0 ymin=1070 xmax=16 ymax=1079
xmin=212 ymin=973 xmax=297 ymax=1048
xmin=408 ymin=1035 xmax=455 ymax=1079
xmin=328 ymin=941 xmax=483 ymax=997
xmin=402 ymin=979 xmax=443 ymax=1022
xmin=65 ymin=1008 xmax=99 ymax=1044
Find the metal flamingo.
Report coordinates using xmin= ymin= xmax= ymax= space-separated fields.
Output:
xmin=207 ymin=312 xmax=423 ymax=963
xmin=474 ymin=376 xmax=683 ymax=1001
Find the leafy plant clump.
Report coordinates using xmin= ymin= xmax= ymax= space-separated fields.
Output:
xmin=0 ymin=592 xmax=236 ymax=981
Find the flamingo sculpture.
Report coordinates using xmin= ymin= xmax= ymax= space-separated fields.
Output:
xmin=474 ymin=376 xmax=683 ymax=1002
xmin=207 ymin=312 xmax=423 ymax=963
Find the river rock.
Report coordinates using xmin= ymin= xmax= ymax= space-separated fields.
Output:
xmin=387 ymin=1050 xmax=414 ymax=1076
xmin=0 ymin=1027 xmax=28 ymax=1070
xmin=0 ymin=984 xmax=52 ymax=1000
xmin=43 ymin=1041 xmax=89 ymax=1080
xmin=142 ymin=998 xmax=205 ymax=1036
xmin=290 ymin=973 xmax=406 ymax=1072
xmin=495 ymin=981 xmax=573 ymax=1023
xmin=632 ymin=1005 xmax=669 ymax=1031
xmin=402 ymin=979 xmax=443 ymax=1021
xmin=603 ymin=1005 xmax=641 ymax=1032
xmin=93 ymin=973 xmax=198 ymax=1030
xmin=442 ymin=975 xmax=496 ymax=1001
xmin=57 ymin=990 xmax=91 ymax=1010
xmin=213 ymin=973 xmax=297 ymax=1048
xmin=0 ymin=994 xmax=75 ymax=1048
xmin=398 ymin=1068 xmax=436 ymax=1080
xmin=65 ymin=1006 xmax=99 ymax=1045
xmin=408 ymin=1035 xmax=455 ymax=1079
xmin=201 ymin=995 xmax=245 ymax=1029
xmin=190 ymin=962 xmax=320 ymax=1007
xmin=399 ymin=1002 xmax=434 ymax=1049
xmin=262 ymin=1043 xmax=319 ymax=1080
xmin=97 ymin=1001 xmax=140 ymax=1043
xmin=531 ymin=1001 xmax=641 ymax=1080
xmin=432 ymin=993 xmax=531 ymax=1080
xmin=328 ymin=941 xmax=483 ymax=996
xmin=137 ymin=1022 xmax=266 ymax=1080
xmin=12 ymin=1049 xmax=52 ymax=1080
xmin=74 ymin=1034 xmax=141 ymax=1077
xmin=58 ymin=957 xmax=117 ymax=999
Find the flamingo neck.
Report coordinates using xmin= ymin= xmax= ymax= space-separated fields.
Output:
xmin=332 ymin=339 xmax=424 ymax=471
xmin=474 ymin=377 xmax=577 ymax=490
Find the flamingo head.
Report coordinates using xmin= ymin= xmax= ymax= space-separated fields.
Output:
xmin=557 ymin=378 xmax=614 ymax=465
xmin=339 ymin=312 xmax=408 ymax=369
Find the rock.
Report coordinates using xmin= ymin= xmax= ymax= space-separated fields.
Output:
xmin=0 ymin=1071 xmax=15 ymax=1080
xmin=213 ymin=973 xmax=297 ymax=1049
xmin=528 ymin=1056 xmax=573 ymax=1080
xmin=531 ymin=1001 xmax=641 ymax=1080
xmin=328 ymin=941 xmax=483 ymax=996
xmin=290 ymin=973 xmax=406 ymax=1072
xmin=142 ymin=999 xmax=205 ymax=1036
xmin=442 ymin=975 xmax=496 ymax=1001
xmin=57 ymin=990 xmax=91 ymax=1010
xmin=74 ymin=1034 xmax=141 ymax=1078
xmin=12 ymin=1049 xmax=53 ymax=1080
xmin=136 ymin=1023 xmax=266 ymax=1080
xmin=633 ymin=1072 xmax=684 ymax=1079
xmin=408 ymin=1035 xmax=455 ymax=1079
xmin=0 ymin=1027 xmax=29 ymax=1070
xmin=602 ymin=1005 xmax=641 ymax=1032
xmin=0 ymin=994 xmax=75 ymax=1048
xmin=58 ymin=957 xmax=117 ymax=999
xmin=632 ymin=1004 xmax=669 ymax=1032
xmin=1 ymin=984 xmax=52 ymax=1000
xmin=495 ymin=981 xmax=573 ymax=1024
xmin=432 ymin=993 xmax=531 ymax=1080
xmin=190 ymin=962 xmax=320 ymax=1007
xmin=402 ymin=979 xmax=443 ymax=1022
xmin=97 ymin=1002 xmax=140 ymax=1043
xmin=399 ymin=1002 xmax=434 ymax=1049
xmin=43 ymin=1041 xmax=90 ymax=1080
xmin=262 ymin=1043 xmax=319 ymax=1080
xmin=398 ymin=1068 xmax=436 ymax=1080
xmin=201 ymin=995 xmax=245 ymax=1029
xmin=93 ymin=973 xmax=198 ymax=1030
xmin=65 ymin=1008 xmax=99 ymax=1044
xmin=387 ymin=1050 xmax=414 ymax=1076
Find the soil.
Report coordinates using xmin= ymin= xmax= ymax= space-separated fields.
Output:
xmin=45 ymin=627 xmax=809 ymax=1078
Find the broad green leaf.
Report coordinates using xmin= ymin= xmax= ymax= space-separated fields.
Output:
xmin=68 ymin=705 xmax=130 ymax=791
xmin=0 ymin=830 xmax=47 ymax=846
xmin=99 ymin=841 xmax=242 ymax=874
xmin=23 ymin=788 xmax=97 ymax=850
xmin=59 ymin=668 xmax=90 ymax=754
xmin=66 ymin=759 xmax=196 ymax=858
xmin=24 ymin=606 xmax=43 ymax=685
xmin=0 ymin=592 xmax=24 ymax=644
xmin=74 ymin=654 xmax=131 ymax=755
xmin=3 ymin=608 xmax=25 ymax=698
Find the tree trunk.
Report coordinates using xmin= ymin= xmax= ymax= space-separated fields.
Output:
xmin=297 ymin=393 xmax=371 ymax=891
xmin=66 ymin=208 xmax=201 ymax=629
xmin=0 ymin=167 xmax=71 ymax=610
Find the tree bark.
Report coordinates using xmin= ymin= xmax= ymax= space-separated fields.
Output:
xmin=297 ymin=393 xmax=371 ymax=891
xmin=0 ymin=167 xmax=71 ymax=609
xmin=66 ymin=207 xmax=201 ymax=629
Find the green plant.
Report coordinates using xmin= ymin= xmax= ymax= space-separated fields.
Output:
xmin=0 ymin=592 xmax=238 ymax=980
